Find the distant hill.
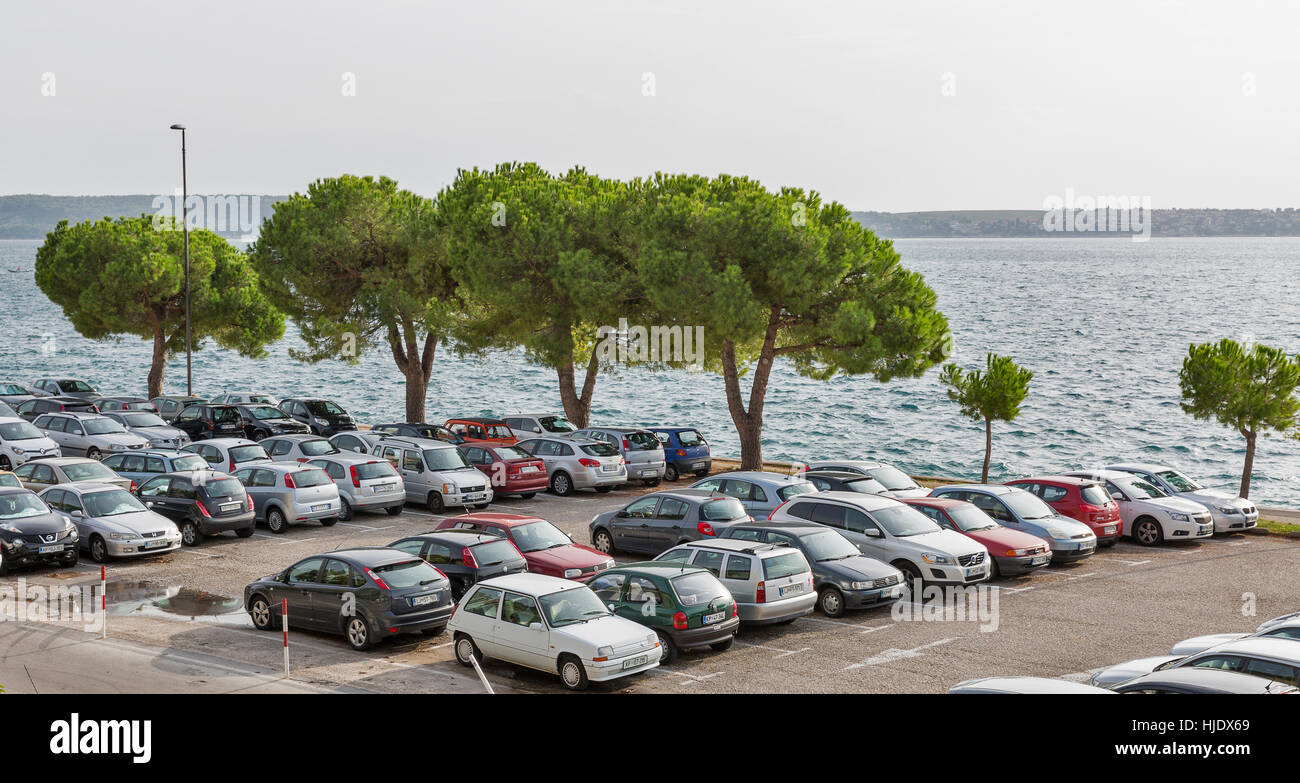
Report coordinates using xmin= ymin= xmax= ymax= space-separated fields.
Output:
xmin=854 ymin=208 xmax=1300 ymax=238
xmin=0 ymin=194 xmax=286 ymax=239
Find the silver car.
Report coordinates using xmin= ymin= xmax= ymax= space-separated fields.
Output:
xmin=30 ymin=378 xmax=100 ymax=400
xmin=0 ymin=415 xmax=61 ymax=470
xmin=689 ymin=471 xmax=818 ymax=519
xmin=261 ymin=434 xmax=343 ymax=463
xmin=800 ymin=460 xmax=929 ymax=498
xmin=13 ymin=456 xmax=133 ymax=492
xmin=1105 ymin=463 xmax=1259 ymax=533
xmin=231 ymin=462 xmax=342 ymax=533
xmin=330 ymin=430 xmax=390 ymax=455
xmin=305 ymin=454 xmax=406 ymax=520
xmin=39 ymin=482 xmax=181 ymax=562
xmin=515 ymin=435 xmax=626 ymax=496
xmin=653 ymin=538 xmax=817 ymax=625
xmin=209 ymin=391 xmax=279 ymax=406
xmin=370 ymin=436 xmax=493 ymax=512
xmin=104 ymin=410 xmax=190 ymax=450
xmin=33 ymin=412 xmax=151 ymax=459
xmin=182 ymin=438 xmax=272 ymax=473
xmin=569 ymin=426 xmax=666 ymax=485
xmin=1089 ymin=637 xmax=1300 ymax=689
xmin=501 ymin=413 xmax=579 ymax=439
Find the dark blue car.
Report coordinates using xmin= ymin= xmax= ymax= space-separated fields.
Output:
xmin=649 ymin=427 xmax=711 ymax=482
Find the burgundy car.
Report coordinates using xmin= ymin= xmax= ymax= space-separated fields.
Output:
xmin=459 ymin=443 xmax=548 ymax=498
xmin=435 ymin=512 xmax=614 ymax=581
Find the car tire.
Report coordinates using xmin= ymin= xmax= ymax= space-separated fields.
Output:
xmin=89 ymin=535 xmax=109 ymax=564
xmin=338 ymin=498 xmax=353 ymax=521
xmin=249 ymin=595 xmax=275 ymax=631
xmin=454 ymin=633 xmax=483 ymax=666
xmin=557 ymin=653 xmax=590 ymax=691
xmin=267 ymin=508 xmax=288 ymax=534
xmin=895 ymin=560 xmax=923 ymax=592
xmin=592 ymin=528 xmax=615 ymax=555
xmin=550 ymin=472 xmax=573 ymax=497
xmin=0 ymin=455 xmax=11 ymax=471
xmin=62 ymin=549 xmax=78 ymax=567
xmin=1100 ymin=538 xmax=1118 ymax=548
xmin=664 ymin=464 xmax=679 ymax=482
xmin=320 ymin=516 xmax=338 ymax=527
xmin=86 ymin=447 xmax=102 ymax=460
xmin=710 ymin=635 xmax=735 ymax=652
xmin=251 ymin=430 xmax=267 ymax=442
xmin=180 ymin=520 xmax=202 ymax=547
xmin=694 ymin=470 xmax=709 ymax=478
xmin=989 ymin=557 xmax=1001 ymax=580
xmin=235 ymin=526 xmax=254 ymax=538
xmin=385 ymin=505 xmax=403 ymax=516
xmin=520 ymin=492 xmax=536 ymax=499
xmin=345 ymin=614 xmax=376 ymax=651
xmin=0 ymin=551 xmax=7 ymax=577
xmin=818 ymin=586 xmax=845 ymax=618
xmin=1134 ymin=517 xmax=1164 ymax=546
xmin=656 ymin=630 xmax=677 ymax=664
xmin=427 ymin=493 xmax=445 ymax=513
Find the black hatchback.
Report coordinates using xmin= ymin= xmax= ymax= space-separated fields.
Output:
xmin=0 ymin=487 xmax=79 ymax=575
xmin=243 ymin=547 xmax=454 ymax=650
xmin=386 ymin=530 xmax=528 ymax=599
xmin=135 ymin=470 xmax=255 ymax=545
xmin=172 ymin=404 xmax=246 ymax=441
xmin=233 ymin=404 xmax=311 ymax=441
xmin=278 ymin=398 xmax=357 ymax=436
xmin=802 ymin=470 xmax=891 ymax=496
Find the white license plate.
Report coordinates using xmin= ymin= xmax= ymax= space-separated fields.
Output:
xmin=1031 ymin=554 xmax=1050 ymax=565
xmin=1104 ymin=525 xmax=1117 ymax=534
xmin=311 ymin=503 xmax=330 ymax=512
xmin=374 ymin=483 xmax=396 ymax=493
xmin=965 ymin=567 xmax=980 ymax=577
xmin=778 ymin=583 xmax=800 ymax=597
xmin=622 ymin=655 xmax=648 ymax=670
xmin=691 ymin=462 xmax=704 ymax=469
xmin=639 ymin=469 xmax=656 ymax=477
xmin=885 ymin=586 xmax=902 ymax=598
xmin=219 ymin=502 xmax=241 ymax=512
xmin=601 ymin=466 xmax=617 ymax=472
xmin=703 ymin=611 xmax=725 ymax=624
xmin=465 ymin=493 xmax=486 ymax=501
xmin=411 ymin=594 xmax=437 ymax=606
xmin=38 ymin=545 xmax=63 ymax=554
xmin=144 ymin=539 xmax=169 ymax=549
xmin=521 ymin=466 xmax=539 ymax=474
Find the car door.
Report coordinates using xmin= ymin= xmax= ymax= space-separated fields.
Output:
xmin=282 ymin=557 xmax=326 ymax=629
xmin=494 ymin=591 xmax=551 ymax=670
xmin=845 ymin=507 xmax=892 ymax=560
xmin=175 ymin=405 xmax=203 ymax=439
xmin=137 ymin=476 xmax=175 ymax=519
xmin=614 ymin=495 xmax=661 ymax=553
xmin=313 ymin=558 xmax=358 ymax=630
xmin=589 ymin=572 xmax=629 ymax=615
xmin=17 ymin=461 xmax=56 ymax=491
xmin=651 ymin=497 xmax=690 ymax=550
xmin=459 ymin=586 xmax=504 ymax=655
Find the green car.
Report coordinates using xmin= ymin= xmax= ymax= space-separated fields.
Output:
xmin=588 ymin=562 xmax=740 ymax=664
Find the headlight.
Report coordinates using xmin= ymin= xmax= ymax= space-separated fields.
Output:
xmin=646 ymin=633 xmax=657 ymax=646
xmin=1049 ymin=529 xmax=1073 ymax=540
xmin=1170 ymin=513 xmax=1190 ymax=522
xmin=920 ymin=552 xmax=953 ymax=565
xmin=314 ymin=417 xmax=328 ymax=426
xmin=596 ymin=645 xmax=613 ymax=658
xmin=12 ymin=447 xmax=24 ymax=455
xmin=1007 ymin=547 xmax=1031 ymax=556
xmin=442 ymin=483 xmax=455 ymax=495
xmin=0 ymin=522 xmax=20 ymax=534
xmin=109 ymin=532 xmax=133 ymax=541
xmin=850 ymin=580 xmax=872 ymax=590
xmin=563 ymin=568 xmax=582 ymax=578
xmin=1215 ymin=505 xmax=1240 ymax=515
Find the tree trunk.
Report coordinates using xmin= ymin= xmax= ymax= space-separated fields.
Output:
xmin=147 ymin=326 xmax=167 ymax=399
xmin=388 ymin=322 xmax=438 ymax=422
xmin=981 ymin=417 xmax=993 ymax=483
xmin=1240 ymin=429 xmax=1256 ymax=499
xmin=723 ymin=308 xmax=782 ymax=471
xmin=557 ymin=348 xmax=601 ymax=428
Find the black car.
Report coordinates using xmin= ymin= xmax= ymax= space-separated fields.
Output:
xmin=370 ymin=422 xmax=463 ymax=444
xmin=234 ymin=404 xmax=311 ymax=441
xmin=802 ymin=470 xmax=891 ymax=496
xmin=243 ymin=547 xmax=454 ymax=650
xmin=278 ymin=398 xmax=357 ymax=436
xmin=172 ymin=404 xmax=246 ymax=441
xmin=588 ymin=489 xmax=751 ymax=556
xmin=151 ymin=395 xmax=206 ymax=423
xmin=135 ymin=470 xmax=255 ymax=545
xmin=14 ymin=396 xmax=99 ymax=421
xmin=387 ymin=530 xmax=528 ymax=599
xmin=0 ymin=487 xmax=80 ymax=574
xmin=721 ymin=521 xmax=905 ymax=617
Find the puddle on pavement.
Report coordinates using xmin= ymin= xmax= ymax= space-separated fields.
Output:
xmin=106 ymin=579 xmax=251 ymax=627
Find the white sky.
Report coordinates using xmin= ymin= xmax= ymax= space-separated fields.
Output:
xmin=2 ymin=0 xmax=1298 ymax=210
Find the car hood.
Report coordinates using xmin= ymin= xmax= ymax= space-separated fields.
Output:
xmin=1091 ymin=655 xmax=1182 ymax=687
xmin=1 ymin=511 xmax=70 ymax=535
xmin=1182 ymin=488 xmax=1250 ymax=509
xmin=93 ymin=432 xmax=150 ymax=447
xmin=13 ymin=436 xmax=59 ymax=452
xmin=964 ymin=525 xmax=1050 ymax=551
xmin=439 ymin=468 xmax=488 ymax=487
xmin=1169 ymin=632 xmax=1251 ymax=656
xmin=552 ymin=614 xmax=655 ymax=652
xmin=590 ymin=511 xmax=616 ymax=529
xmin=884 ymin=487 xmax=931 ymax=499
xmin=134 ymin=425 xmax=186 ymax=439
xmin=89 ymin=510 xmax=177 ymax=535
xmin=1024 ymin=515 xmax=1094 ymax=539
xmin=896 ymin=529 xmax=986 ymax=557
xmin=526 ymin=543 xmax=610 ymax=570
xmin=822 ymin=554 xmax=899 ymax=581
xmin=1132 ymin=496 xmax=1211 ymax=516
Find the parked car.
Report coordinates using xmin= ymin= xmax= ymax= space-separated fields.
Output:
xmin=803 ymin=469 xmax=891 ymax=496
xmin=653 ymin=539 xmax=817 ymax=625
xmin=949 ymin=677 xmax=1114 ymax=695
xmin=102 ymin=410 xmax=189 ymax=450
xmin=135 ymin=470 xmax=255 ymax=545
xmin=30 ymin=378 xmax=100 ymax=400
xmin=460 ymin=442 xmax=548 ymax=498
xmin=172 ymin=403 xmax=246 ymax=441
xmin=13 ymin=456 xmax=132 ymax=492
xmin=1089 ymin=638 xmax=1300 ymax=689
xmin=901 ymin=497 xmax=1052 ymax=578
xmin=647 ymin=426 xmax=712 ymax=482
xmin=1110 ymin=669 xmax=1298 ymax=694
xmin=278 ymin=398 xmax=357 ymax=436
xmin=181 ymin=438 xmax=272 ymax=474
xmin=1062 ymin=469 xmax=1215 ymax=546
xmin=0 ymin=471 xmax=20 ymax=488
xmin=689 ymin=471 xmax=817 ymax=519
xmin=209 ymin=391 xmax=279 ymax=406
xmin=769 ymin=491 xmax=991 ymax=586
xmin=438 ymin=512 xmax=614 ymax=580
xmin=151 ymin=395 xmax=206 ymax=423
xmin=370 ymin=422 xmax=464 ymax=443
xmin=591 ymin=563 xmax=739 ymax=663
xmin=304 ymin=454 xmax=406 ymax=519
xmin=0 ymin=487 xmax=80 ymax=574
xmin=501 ymin=413 xmax=578 ymax=440
xmin=588 ymin=489 xmax=751 ymax=556
xmin=33 ymin=412 xmax=151 ymax=459
xmin=388 ymin=530 xmax=529 ymax=599
xmin=91 ymin=396 xmax=159 ymax=413
xmin=570 ymin=426 xmax=666 ymax=485
xmin=330 ymin=430 xmax=390 ymax=455
xmin=514 ymin=435 xmax=627 ymax=496
xmin=0 ymin=382 xmax=38 ymax=406
xmin=721 ymin=522 xmax=905 ymax=616
xmin=370 ymin=436 xmax=493 ymax=512
xmin=1003 ymin=475 xmax=1121 ymax=546
xmin=261 ymin=434 xmax=342 ymax=463
xmin=244 ymin=548 xmax=454 ymax=650
xmin=448 ymin=573 xmax=661 ymax=691
xmin=0 ymin=416 xmax=60 ymax=470
xmin=40 ymin=482 xmax=181 ymax=562
xmin=928 ymin=484 xmax=1097 ymax=563
xmin=100 ymin=449 xmax=211 ymax=485
xmin=800 ymin=459 xmax=929 ymax=498
xmin=232 ymin=404 xmax=310 ymax=441
xmin=1168 ymin=614 xmax=1300 ymax=656
xmin=445 ymin=417 xmax=518 ymax=445
xmin=1105 ymin=463 xmax=1259 ymax=533
xmin=15 ymin=396 xmax=99 ymax=421
xmin=231 ymin=462 xmax=341 ymax=533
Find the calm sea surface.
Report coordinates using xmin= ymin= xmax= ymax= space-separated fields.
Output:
xmin=3 ymin=237 xmax=1299 ymax=507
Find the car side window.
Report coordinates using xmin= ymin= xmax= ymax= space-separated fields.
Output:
xmin=168 ymin=478 xmax=196 ymax=500
xmin=728 ymin=528 xmax=763 ymax=542
xmin=656 ymin=548 xmax=692 ymax=564
xmin=658 ymin=498 xmax=689 ymax=520
xmin=724 ymin=555 xmax=752 ymax=580
xmin=1104 ymin=481 xmax=1129 ymax=501
xmin=916 ymin=506 xmax=951 ymax=529
xmin=32 ymin=464 xmax=55 ymax=483
xmin=1241 ymin=658 xmax=1300 ymax=687
xmin=122 ymin=455 xmax=145 ymax=472
xmin=43 ymin=489 xmax=66 ymax=511
xmin=845 ymin=509 xmax=880 ymax=534
xmin=463 ymin=587 xmax=502 ymax=619
xmin=402 ymin=450 xmax=422 ymax=472
xmin=623 ymin=497 xmax=659 ymax=518
xmin=694 ymin=478 xmax=723 ymax=492
xmin=390 ymin=539 xmax=424 ymax=557
xmin=502 ymin=592 xmax=543 ymax=626
xmin=626 ymin=576 xmax=670 ymax=610
xmin=321 ymin=559 xmax=352 ymax=587
xmin=554 ymin=442 xmax=573 ymax=456
xmin=969 ymin=494 xmax=1012 ymax=521
xmin=1040 ymin=485 xmax=1068 ymax=503
xmin=288 ymin=558 xmax=325 ymax=584
xmin=486 ymin=525 xmax=509 ymax=539
xmin=381 ymin=446 xmax=400 ymax=466
xmin=691 ymin=549 xmax=725 ymax=576
xmin=589 ymin=573 xmax=627 ymax=602
xmin=423 ymin=542 xmax=453 ymax=565
xmin=145 ymin=457 xmax=166 ymax=473
xmin=808 ymin=476 xmax=830 ymax=491
xmin=785 ymin=501 xmax=815 ymax=521
xmin=139 ymin=477 xmax=170 ymax=497
xmin=101 ymin=454 xmax=125 ymax=469
xmin=811 ymin=502 xmax=846 ymax=528
xmin=1187 ymin=655 xmax=1243 ymax=673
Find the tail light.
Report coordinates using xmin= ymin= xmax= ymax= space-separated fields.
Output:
xmin=768 ymin=500 xmax=789 ymax=520
xmin=60 ymin=404 xmax=67 ymax=411
xmin=675 ymin=449 xmax=686 ymax=457
xmin=432 ymin=566 xmax=448 ymax=580
xmin=246 ymin=493 xmax=254 ymax=512
xmin=284 ymin=472 xmax=297 ymax=489
xmin=364 ymin=567 xmax=390 ymax=590
xmin=463 ymin=547 xmax=479 ymax=568
xmin=195 ymin=500 xmax=211 ymax=518
xmin=578 ymin=458 xmax=600 ymax=467
xmin=507 ymin=462 xmax=520 ymax=474
xmin=508 ymin=540 xmax=526 ymax=559
xmin=349 ymin=464 xmax=361 ymax=488
xmin=697 ymin=521 xmax=716 ymax=537
xmin=755 ymin=581 xmax=766 ymax=603
xmin=622 ymin=438 xmax=631 ymax=450
xmin=228 ymin=457 xmax=236 ymax=472
xmin=672 ymin=611 xmax=688 ymax=629
xmin=129 ymin=480 xmax=137 ymax=493
xmin=732 ymin=601 xmax=738 ymax=618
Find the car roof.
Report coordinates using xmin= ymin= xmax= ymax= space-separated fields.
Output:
xmin=933 ymin=483 xmax=1016 ymax=495
xmin=58 ymin=482 xmax=122 ymax=495
xmin=952 ymin=677 xmax=1113 ymax=694
xmin=643 ymin=488 xmax=721 ymax=502
xmin=194 ymin=438 xmax=258 ymax=447
xmin=803 ymin=470 xmax=879 ymax=481
xmin=406 ymin=530 xmax=502 ymax=545
xmin=379 ymin=435 xmax=454 ymax=449
xmin=264 ymin=433 xmax=327 ymax=442
xmin=0 ymin=415 xmax=27 ymax=424
xmin=790 ymin=490 xmax=906 ymax=510
xmin=475 ymin=572 xmax=585 ymax=595
xmin=523 ymin=434 xmax=601 ymax=444
xmin=326 ymin=547 xmax=426 ymax=567
xmin=678 ymin=538 xmax=790 ymax=556
xmin=607 ymin=561 xmax=712 ymax=579
xmin=306 ymin=453 xmax=388 ymax=465
xmin=900 ymin=496 xmax=966 ymax=508
xmin=33 ymin=456 xmax=99 ymax=466
xmin=1063 ymin=469 xmax=1133 ymax=482
xmin=450 ymin=417 xmax=507 ymax=425
xmin=1008 ymin=475 xmax=1099 ymax=487
xmin=806 ymin=459 xmax=886 ymax=468
xmin=710 ymin=470 xmax=809 ymax=484
xmin=444 ymin=512 xmax=544 ymax=527
xmin=0 ymin=486 xmax=37 ymax=497
xmin=726 ymin=521 xmax=826 ymax=536
xmin=43 ymin=411 xmax=103 ymax=419
xmin=1120 ymin=668 xmax=1296 ymax=693
xmin=1200 ymin=637 xmax=1300 ymax=658
xmin=646 ymin=425 xmax=695 ymax=431
xmin=585 ymin=425 xmax=649 ymax=433
xmin=1107 ymin=463 xmax=1173 ymax=473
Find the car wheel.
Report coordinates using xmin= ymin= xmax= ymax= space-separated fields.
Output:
xmin=1100 ymin=538 xmax=1118 ymax=548
xmin=89 ymin=535 xmax=109 ymax=564
xmin=249 ymin=596 xmax=275 ymax=631
xmin=663 ymin=464 xmax=679 ymax=482
xmin=235 ymin=526 xmax=254 ymax=538
xmin=385 ymin=505 xmax=403 ymax=516
xmin=550 ymin=472 xmax=573 ymax=497
xmin=0 ymin=550 xmax=7 ymax=576
xmin=62 ymin=549 xmax=78 ymax=567
xmin=454 ymin=633 xmax=483 ymax=666
xmin=267 ymin=508 xmax=288 ymax=534
xmin=520 ymin=492 xmax=536 ymax=499
xmin=0 ymin=455 xmax=11 ymax=471
xmin=558 ymin=654 xmax=590 ymax=691
xmin=427 ymin=493 xmax=445 ymax=513
xmin=989 ymin=557 xmax=1001 ymax=580
xmin=320 ymin=516 xmax=338 ymax=527
xmin=656 ymin=630 xmax=677 ymax=664
xmin=86 ymin=447 xmax=102 ymax=460
xmin=345 ymin=615 xmax=375 ymax=651
xmin=592 ymin=529 xmax=615 ymax=555
xmin=1134 ymin=517 xmax=1164 ymax=546
xmin=694 ymin=470 xmax=709 ymax=478
xmin=710 ymin=635 xmax=735 ymax=652
xmin=896 ymin=560 xmax=923 ymax=593
xmin=251 ymin=430 xmax=267 ymax=442
xmin=338 ymin=498 xmax=353 ymax=521
xmin=180 ymin=520 xmax=202 ymax=547
xmin=818 ymin=586 xmax=845 ymax=618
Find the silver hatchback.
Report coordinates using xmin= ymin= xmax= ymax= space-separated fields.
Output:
xmin=231 ymin=462 xmax=342 ymax=533
xmin=33 ymin=412 xmax=151 ymax=459
xmin=653 ymin=539 xmax=817 ymax=625
xmin=569 ymin=427 xmax=666 ymax=485
xmin=305 ymin=454 xmax=406 ymax=520
xmin=515 ymin=435 xmax=627 ymax=496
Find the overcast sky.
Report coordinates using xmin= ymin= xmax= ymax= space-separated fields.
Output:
xmin=3 ymin=0 xmax=1298 ymax=211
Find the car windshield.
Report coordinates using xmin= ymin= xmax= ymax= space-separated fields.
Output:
xmin=306 ymin=400 xmax=345 ymax=416
xmin=83 ymin=489 xmax=148 ymax=517
xmin=1119 ymin=478 xmax=1167 ymax=500
xmin=580 ymin=442 xmax=619 ymax=457
xmin=511 ymin=521 xmax=571 ymax=552
xmin=0 ymin=493 xmax=50 ymax=519
xmin=424 ymin=448 xmax=470 ymax=470
xmin=0 ymin=474 xmax=19 ymax=488
xmin=777 ymin=481 xmax=816 ymax=500
xmin=172 ymin=455 xmax=210 ymax=472
xmin=82 ymin=418 xmax=126 ymax=435
xmin=372 ymin=559 xmax=444 ymax=588
xmin=202 ymin=478 xmax=245 ymax=497
xmin=702 ymin=497 xmax=747 ymax=521
xmin=0 ymin=384 xmax=27 ymax=395
xmin=470 ymin=539 xmax=520 ymax=565
xmin=539 ymin=416 xmax=576 ymax=433
xmin=800 ymin=530 xmax=860 ymax=560
xmin=1080 ymin=484 xmax=1113 ymax=506
xmin=211 ymin=407 xmax=241 ymax=424
xmin=123 ymin=413 xmax=168 ymax=427
xmin=945 ymin=504 xmax=1000 ymax=532
xmin=62 ymin=462 xmax=118 ymax=482
xmin=247 ymin=406 xmax=286 ymax=420
xmin=61 ymin=380 xmax=95 ymax=392
xmin=1003 ymin=491 xmax=1058 ymax=520
xmin=762 ymin=552 xmax=809 ymax=579
xmin=229 ymin=445 xmax=268 ymax=463
xmin=0 ymin=421 xmax=43 ymax=440
xmin=540 ymin=586 xmax=610 ymax=627
xmin=299 ymin=439 xmax=338 ymax=456
xmin=291 ymin=468 xmax=332 ymax=488
xmin=247 ymin=395 xmax=274 ymax=404
xmin=354 ymin=461 xmax=398 ymax=480
xmin=493 ymin=446 xmax=534 ymax=461
xmin=1158 ymin=470 xmax=1203 ymax=492
xmin=844 ymin=477 xmax=889 ymax=494
xmin=866 ymin=465 xmax=919 ymax=491
xmin=671 ymin=571 xmax=729 ymax=607
xmin=873 ymin=505 xmax=942 ymax=536
xmin=676 ymin=429 xmax=705 ymax=447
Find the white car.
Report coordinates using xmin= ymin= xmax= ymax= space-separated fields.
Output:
xmin=448 ymin=573 xmax=660 ymax=691
xmin=1169 ymin=612 xmax=1300 ymax=656
xmin=1064 ymin=469 xmax=1214 ymax=545
xmin=949 ymin=676 xmax=1114 ymax=694
xmin=0 ymin=416 xmax=60 ymax=470
xmin=1090 ymin=637 xmax=1300 ymax=688
xmin=1105 ymin=463 xmax=1258 ymax=533
xmin=769 ymin=491 xmax=990 ymax=585
xmin=799 ymin=460 xmax=929 ymax=498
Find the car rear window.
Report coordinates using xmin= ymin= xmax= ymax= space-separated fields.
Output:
xmin=62 ymin=462 xmax=118 ymax=482
xmin=230 ymin=445 xmax=268 ymax=463
xmin=777 ymin=482 xmax=816 ymax=501
xmin=493 ymin=446 xmax=534 ymax=461
xmin=580 ymin=442 xmax=619 ymax=457
xmin=292 ymin=468 xmax=332 ymax=488
xmin=372 ymin=559 xmax=444 ymax=588
xmin=470 ymin=540 xmax=520 ymax=565
xmin=671 ymin=571 xmax=729 ymax=607
xmin=539 ymin=416 xmax=576 ymax=433
xmin=762 ymin=552 xmax=810 ymax=580
xmin=203 ymin=478 xmax=245 ymax=497
xmin=1080 ymin=484 xmax=1113 ymax=506
xmin=300 ymin=440 xmax=337 ymax=456
xmin=626 ymin=432 xmax=660 ymax=450
xmin=172 ymin=455 xmax=210 ymax=472
xmin=676 ymin=429 xmax=705 ymax=447
xmin=701 ymin=497 xmax=747 ymax=521
xmin=355 ymin=461 xmax=398 ymax=480
xmin=212 ymin=406 xmax=241 ymax=424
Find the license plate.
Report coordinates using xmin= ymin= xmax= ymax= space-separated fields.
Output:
xmin=884 ymin=586 xmax=902 ymax=598
xmin=219 ymin=502 xmax=241 ymax=512
xmin=465 ymin=493 xmax=486 ymax=501
xmin=639 ymin=469 xmax=656 ymax=477
xmin=144 ymin=539 xmax=169 ymax=549
xmin=965 ymin=567 xmax=980 ymax=577
xmin=311 ymin=503 xmax=330 ymax=512
xmin=374 ymin=483 xmax=396 ymax=493
xmin=691 ymin=462 xmax=704 ymax=469
xmin=1104 ymin=525 xmax=1117 ymax=534
xmin=778 ymin=583 xmax=800 ymax=597
xmin=601 ymin=466 xmax=617 ymax=472
xmin=622 ymin=655 xmax=648 ymax=670
xmin=1080 ymin=545 xmax=1095 ymax=554
xmin=411 ymin=594 xmax=437 ymax=606
xmin=1031 ymin=554 xmax=1050 ymax=565
xmin=703 ymin=611 xmax=725 ymax=624
xmin=521 ymin=466 xmax=539 ymax=474
xmin=38 ymin=545 xmax=63 ymax=554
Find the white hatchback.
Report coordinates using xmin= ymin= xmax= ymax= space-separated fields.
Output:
xmin=0 ymin=416 xmax=61 ymax=470
xmin=448 ymin=573 xmax=660 ymax=690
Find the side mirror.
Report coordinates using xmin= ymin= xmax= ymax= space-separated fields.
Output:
xmin=145 ymin=501 xmax=155 ymax=508
xmin=528 ymin=622 xmax=544 ymax=632
xmin=863 ymin=529 xmax=883 ymax=538
xmin=607 ymin=603 xmax=616 ymax=612
xmin=70 ymin=510 xmax=83 ymax=518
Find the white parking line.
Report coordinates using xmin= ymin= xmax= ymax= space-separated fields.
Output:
xmin=798 ymin=616 xmax=893 ymax=635
xmin=1064 ymin=572 xmax=1096 ymax=580
xmin=732 ymin=640 xmax=811 ymax=659
xmin=1002 ymin=585 xmax=1035 ymax=594
xmin=1115 ymin=559 xmax=1151 ymax=566
xmin=178 ymin=549 xmax=222 ymax=558
xmin=844 ymin=638 xmax=953 ymax=669
xmin=337 ymin=522 xmax=379 ymax=530
xmin=649 ymin=668 xmax=724 ymax=685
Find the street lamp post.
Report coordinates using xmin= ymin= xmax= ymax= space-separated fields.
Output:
xmin=169 ymin=123 xmax=192 ymax=396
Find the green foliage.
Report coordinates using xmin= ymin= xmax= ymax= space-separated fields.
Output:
xmin=1179 ymin=339 xmax=1300 ymax=437
xmin=939 ymin=353 xmax=1033 ymax=425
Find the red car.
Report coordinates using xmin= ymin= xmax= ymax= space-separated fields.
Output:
xmin=460 ymin=443 xmax=548 ymax=498
xmin=435 ymin=513 xmax=614 ymax=581
xmin=1004 ymin=476 xmax=1121 ymax=546
xmin=902 ymin=497 xmax=1053 ymax=578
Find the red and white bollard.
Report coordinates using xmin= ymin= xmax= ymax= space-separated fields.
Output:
xmin=281 ymin=598 xmax=289 ymax=679
xmin=100 ymin=566 xmax=107 ymax=639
